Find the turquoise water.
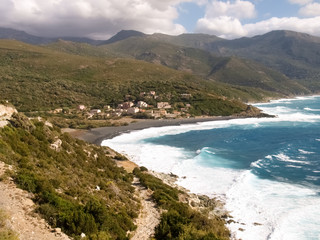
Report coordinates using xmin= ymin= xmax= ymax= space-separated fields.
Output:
xmin=103 ymin=96 xmax=320 ymax=240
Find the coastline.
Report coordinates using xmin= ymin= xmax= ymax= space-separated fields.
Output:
xmin=70 ymin=116 xmax=238 ymax=145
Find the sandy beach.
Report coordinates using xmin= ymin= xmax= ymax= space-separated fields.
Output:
xmin=70 ymin=116 xmax=237 ymax=145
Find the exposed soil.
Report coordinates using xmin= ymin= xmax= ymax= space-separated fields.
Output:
xmin=130 ymin=177 xmax=161 ymax=240
xmin=0 ymin=162 xmax=71 ymax=240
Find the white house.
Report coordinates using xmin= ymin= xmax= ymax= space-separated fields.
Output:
xmin=137 ymin=101 xmax=148 ymax=108
xmin=157 ymin=102 xmax=171 ymax=109
xmin=127 ymin=107 xmax=140 ymax=114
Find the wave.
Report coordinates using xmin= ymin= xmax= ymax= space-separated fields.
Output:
xmin=225 ymin=171 xmax=320 ymax=240
xmin=102 ymin=95 xmax=320 ymax=240
xmin=298 ymin=149 xmax=315 ymax=155
xmin=304 ymin=107 xmax=320 ymax=112
xmin=274 ymin=153 xmax=311 ymax=165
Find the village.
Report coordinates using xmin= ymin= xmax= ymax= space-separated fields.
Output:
xmin=49 ymin=91 xmax=193 ymax=120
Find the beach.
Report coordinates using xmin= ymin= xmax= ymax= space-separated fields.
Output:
xmin=70 ymin=116 xmax=236 ymax=145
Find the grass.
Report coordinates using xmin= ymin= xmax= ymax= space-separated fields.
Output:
xmin=0 ymin=209 xmax=19 ymax=240
xmin=0 ymin=113 xmax=139 ymax=239
xmin=133 ymin=167 xmax=230 ymax=240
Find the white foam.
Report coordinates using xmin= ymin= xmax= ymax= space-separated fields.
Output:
xmin=225 ymin=171 xmax=320 ymax=240
xmin=304 ymin=107 xmax=320 ymax=112
xmin=101 ymin=95 xmax=320 ymax=240
xmin=298 ymin=149 xmax=315 ymax=155
xmin=274 ymin=153 xmax=311 ymax=165
xmin=286 ymin=165 xmax=303 ymax=168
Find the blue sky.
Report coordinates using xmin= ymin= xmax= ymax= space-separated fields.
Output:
xmin=0 ymin=0 xmax=320 ymax=39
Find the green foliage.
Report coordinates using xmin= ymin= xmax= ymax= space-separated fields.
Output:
xmin=133 ymin=168 xmax=229 ymax=240
xmin=0 ymin=116 xmax=139 ymax=239
xmin=0 ymin=40 xmax=275 ymax=116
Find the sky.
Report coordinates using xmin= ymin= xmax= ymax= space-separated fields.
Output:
xmin=1 ymin=0 xmax=320 ymax=39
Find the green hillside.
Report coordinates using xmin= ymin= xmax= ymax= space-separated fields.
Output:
xmin=0 ymin=39 xmax=277 ymax=115
xmin=192 ymin=30 xmax=320 ymax=91
xmin=0 ymin=112 xmax=230 ymax=239
xmin=209 ymin=57 xmax=309 ymax=95
xmin=47 ymin=36 xmax=308 ymax=97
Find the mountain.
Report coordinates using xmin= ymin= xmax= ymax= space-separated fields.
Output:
xmin=99 ymin=30 xmax=146 ymax=45
xmin=97 ymin=34 xmax=309 ymax=96
xmin=1 ymin=39 xmax=273 ymax=115
xmin=2 ymin=27 xmax=318 ymax=96
xmin=0 ymin=27 xmax=54 ymax=45
xmin=99 ymin=29 xmax=319 ymax=92
xmin=180 ymin=30 xmax=320 ymax=91
xmin=0 ymin=27 xmax=102 ymax=45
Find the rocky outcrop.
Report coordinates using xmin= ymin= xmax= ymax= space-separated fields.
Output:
xmin=0 ymin=104 xmax=17 ymax=128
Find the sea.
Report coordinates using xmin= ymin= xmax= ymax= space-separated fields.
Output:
xmin=102 ymin=95 xmax=320 ymax=240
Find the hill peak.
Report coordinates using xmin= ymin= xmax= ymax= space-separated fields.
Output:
xmin=101 ymin=30 xmax=146 ymax=45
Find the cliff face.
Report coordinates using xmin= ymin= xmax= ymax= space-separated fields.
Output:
xmin=0 ymin=104 xmax=17 ymax=128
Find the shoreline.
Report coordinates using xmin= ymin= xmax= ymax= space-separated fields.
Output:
xmin=70 ymin=116 xmax=238 ymax=145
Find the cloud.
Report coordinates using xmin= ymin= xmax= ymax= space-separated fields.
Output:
xmin=0 ymin=0 xmax=188 ymax=39
xmin=195 ymin=0 xmax=256 ymax=38
xmin=245 ymin=16 xmax=320 ymax=37
xmin=288 ymin=0 xmax=313 ymax=5
xmin=197 ymin=15 xmax=320 ymax=39
xmin=196 ymin=0 xmax=320 ymax=39
xmin=205 ymin=0 xmax=256 ymax=19
xmin=299 ymin=2 xmax=320 ymax=16
xmin=196 ymin=16 xmax=247 ymax=38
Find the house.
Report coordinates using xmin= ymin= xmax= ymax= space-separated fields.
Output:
xmin=90 ymin=109 xmax=101 ymax=115
xmin=152 ymin=109 xmax=167 ymax=118
xmin=78 ymin=105 xmax=86 ymax=111
xmin=137 ymin=101 xmax=148 ymax=108
xmin=127 ymin=107 xmax=140 ymax=114
xmin=150 ymin=91 xmax=156 ymax=96
xmin=157 ymin=102 xmax=171 ymax=109
xmin=112 ymin=111 xmax=122 ymax=117
xmin=53 ymin=108 xmax=63 ymax=114
xmin=122 ymin=102 xmax=134 ymax=109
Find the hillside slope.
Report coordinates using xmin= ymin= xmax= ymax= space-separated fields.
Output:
xmin=179 ymin=30 xmax=320 ymax=91
xmin=46 ymin=35 xmax=309 ymax=97
xmin=0 ymin=39 xmax=275 ymax=115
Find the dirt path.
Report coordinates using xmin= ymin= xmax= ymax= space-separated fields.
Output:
xmin=0 ymin=162 xmax=71 ymax=240
xmin=131 ymin=177 xmax=161 ymax=240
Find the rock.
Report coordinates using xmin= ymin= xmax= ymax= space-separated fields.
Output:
xmin=254 ymin=222 xmax=263 ymax=226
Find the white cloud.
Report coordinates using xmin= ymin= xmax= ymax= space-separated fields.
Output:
xmin=196 ymin=16 xmax=247 ymax=38
xmin=288 ymin=0 xmax=313 ymax=5
xmin=245 ymin=16 xmax=320 ymax=37
xmin=0 ymin=0 xmax=188 ymax=39
xmin=299 ymin=2 xmax=320 ymax=16
xmin=195 ymin=0 xmax=256 ymax=38
xmin=195 ymin=0 xmax=320 ymax=39
xmin=206 ymin=0 xmax=256 ymax=19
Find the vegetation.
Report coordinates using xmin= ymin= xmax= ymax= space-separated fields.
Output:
xmin=0 ymin=39 xmax=269 ymax=115
xmin=0 ymin=209 xmax=19 ymax=240
xmin=0 ymin=111 xmax=233 ymax=239
xmin=0 ymin=113 xmax=139 ymax=239
xmin=133 ymin=167 xmax=230 ymax=240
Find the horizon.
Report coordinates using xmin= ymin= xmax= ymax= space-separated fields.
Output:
xmin=1 ymin=1 xmax=320 ymax=40
xmin=1 ymin=26 xmax=318 ymax=42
